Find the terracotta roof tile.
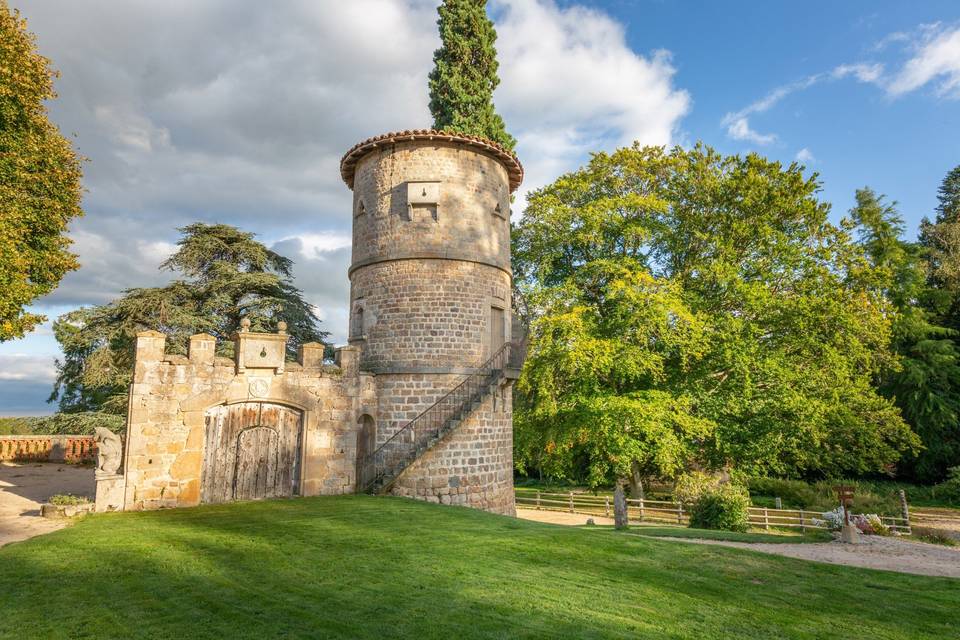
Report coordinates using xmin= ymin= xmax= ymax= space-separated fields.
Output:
xmin=340 ymin=129 xmax=523 ymax=192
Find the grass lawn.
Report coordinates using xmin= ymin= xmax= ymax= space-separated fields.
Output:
xmin=1 ymin=496 xmax=957 ymax=639
xmin=622 ymin=526 xmax=833 ymax=544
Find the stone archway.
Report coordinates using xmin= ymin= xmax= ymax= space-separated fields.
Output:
xmin=200 ymin=402 xmax=303 ymax=504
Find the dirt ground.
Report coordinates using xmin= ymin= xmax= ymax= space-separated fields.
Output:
xmin=516 ymin=506 xmax=960 ymax=578
xmin=0 ymin=461 xmax=95 ymax=547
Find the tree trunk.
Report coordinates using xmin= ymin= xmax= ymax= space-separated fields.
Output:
xmin=628 ymin=460 xmax=645 ymax=500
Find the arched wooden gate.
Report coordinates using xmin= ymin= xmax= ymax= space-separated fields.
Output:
xmin=200 ymin=402 xmax=303 ymax=504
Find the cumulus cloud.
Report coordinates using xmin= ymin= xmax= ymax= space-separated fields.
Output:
xmin=886 ymin=24 xmax=960 ymax=98
xmin=795 ymin=148 xmax=815 ymax=163
xmin=492 ymin=0 xmax=690 ymax=195
xmin=6 ymin=0 xmax=692 ymax=410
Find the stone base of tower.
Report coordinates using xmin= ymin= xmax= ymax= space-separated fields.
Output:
xmin=390 ymin=388 xmax=515 ymax=516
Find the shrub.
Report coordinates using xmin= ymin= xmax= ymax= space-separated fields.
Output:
xmin=745 ymin=477 xmax=819 ymax=508
xmin=48 ymin=494 xmax=91 ymax=506
xmin=689 ymin=485 xmax=751 ymax=532
xmin=932 ymin=467 xmax=960 ymax=503
xmin=673 ymin=471 xmax=723 ymax=504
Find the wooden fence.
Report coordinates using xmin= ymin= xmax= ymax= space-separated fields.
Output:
xmin=515 ymin=490 xmax=912 ymax=534
xmin=0 ymin=435 xmax=97 ymax=463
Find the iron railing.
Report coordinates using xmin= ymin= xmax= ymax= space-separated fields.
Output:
xmin=359 ymin=341 xmax=517 ymax=493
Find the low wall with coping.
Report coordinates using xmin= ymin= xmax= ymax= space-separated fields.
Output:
xmin=0 ymin=435 xmax=97 ymax=463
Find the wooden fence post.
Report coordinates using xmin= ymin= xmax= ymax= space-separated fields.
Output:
xmin=569 ymin=491 xmax=574 ymax=513
xmin=799 ymin=510 xmax=805 ymax=533
xmin=763 ymin=507 xmax=770 ymax=531
xmin=677 ymin=502 xmax=683 ymax=525
xmin=899 ymin=489 xmax=910 ymax=534
xmin=775 ymin=497 xmax=782 ymax=510
xmin=639 ymin=497 xmax=645 ymax=522
xmin=536 ymin=491 xmax=541 ymax=510
xmin=605 ymin=496 xmax=610 ymax=517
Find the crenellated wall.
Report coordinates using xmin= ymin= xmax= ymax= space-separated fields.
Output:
xmin=119 ymin=326 xmax=376 ymax=511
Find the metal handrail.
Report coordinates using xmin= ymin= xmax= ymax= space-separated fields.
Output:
xmin=359 ymin=342 xmax=516 ymax=493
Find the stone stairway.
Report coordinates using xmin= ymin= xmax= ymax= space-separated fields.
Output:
xmin=359 ymin=342 xmax=519 ymax=495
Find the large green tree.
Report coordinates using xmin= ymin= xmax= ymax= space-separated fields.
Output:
xmin=850 ymin=188 xmax=960 ymax=482
xmin=428 ymin=0 xmax=516 ymax=150
xmin=0 ymin=2 xmax=83 ymax=340
xmin=50 ymin=224 xmax=327 ymax=416
xmin=920 ymin=165 xmax=960 ymax=331
xmin=513 ymin=144 xmax=920 ymax=488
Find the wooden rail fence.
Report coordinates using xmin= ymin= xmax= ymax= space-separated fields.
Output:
xmin=0 ymin=435 xmax=97 ymax=463
xmin=515 ymin=490 xmax=912 ymax=534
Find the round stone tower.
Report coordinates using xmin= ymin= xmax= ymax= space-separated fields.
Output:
xmin=340 ymin=130 xmax=523 ymax=515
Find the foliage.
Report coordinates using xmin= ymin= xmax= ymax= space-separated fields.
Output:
xmin=851 ymin=188 xmax=960 ymax=483
xmin=912 ymin=526 xmax=958 ymax=547
xmin=428 ymin=0 xmax=515 ymax=149
xmin=32 ymin=411 xmax=125 ymax=435
xmin=1 ymin=497 xmax=957 ymax=639
xmin=0 ymin=416 xmax=41 ymax=435
xmin=688 ymin=484 xmax=751 ymax=532
xmin=48 ymin=493 xmax=90 ymax=506
xmin=513 ymin=143 xmax=919 ymax=486
xmin=673 ymin=471 xmax=723 ymax=504
xmin=745 ymin=477 xmax=821 ymax=509
xmin=919 ymin=165 xmax=960 ymax=324
xmin=49 ymin=224 xmax=328 ymax=415
xmin=931 ymin=467 xmax=960 ymax=503
xmin=0 ymin=2 xmax=84 ymax=340
xmin=813 ymin=506 xmax=846 ymax=531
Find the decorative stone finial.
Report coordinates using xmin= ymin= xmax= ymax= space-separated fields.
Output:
xmin=239 ymin=317 xmax=251 ymax=331
xmin=277 ymin=321 xmax=287 ymax=334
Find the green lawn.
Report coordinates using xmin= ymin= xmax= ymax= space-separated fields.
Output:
xmin=622 ymin=526 xmax=833 ymax=544
xmin=1 ymin=496 xmax=957 ymax=639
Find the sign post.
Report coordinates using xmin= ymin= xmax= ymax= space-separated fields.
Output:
xmin=835 ymin=485 xmax=860 ymax=544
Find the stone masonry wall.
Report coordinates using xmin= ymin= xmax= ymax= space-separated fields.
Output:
xmin=122 ymin=331 xmax=376 ymax=510
xmin=346 ymin=136 xmax=517 ymax=515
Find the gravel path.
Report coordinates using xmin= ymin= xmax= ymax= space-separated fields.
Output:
xmin=653 ymin=534 xmax=960 ymax=578
xmin=0 ymin=461 xmax=94 ymax=547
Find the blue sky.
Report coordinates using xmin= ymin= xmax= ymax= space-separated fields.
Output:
xmin=2 ymin=0 xmax=959 ymax=415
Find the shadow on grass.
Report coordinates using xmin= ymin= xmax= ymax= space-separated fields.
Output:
xmin=0 ymin=496 xmax=957 ymax=639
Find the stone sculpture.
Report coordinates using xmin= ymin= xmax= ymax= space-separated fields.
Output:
xmin=93 ymin=427 xmax=122 ymax=475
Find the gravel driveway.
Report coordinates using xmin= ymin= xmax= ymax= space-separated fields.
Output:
xmin=654 ymin=534 xmax=960 ymax=578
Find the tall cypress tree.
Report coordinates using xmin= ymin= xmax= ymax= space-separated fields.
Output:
xmin=428 ymin=0 xmax=516 ymax=150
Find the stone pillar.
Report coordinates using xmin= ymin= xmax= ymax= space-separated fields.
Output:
xmin=95 ymin=473 xmax=125 ymax=512
xmin=614 ymin=482 xmax=628 ymax=530
xmin=299 ymin=342 xmax=326 ymax=368
xmin=188 ymin=333 xmax=216 ymax=364
xmin=335 ymin=345 xmax=360 ymax=378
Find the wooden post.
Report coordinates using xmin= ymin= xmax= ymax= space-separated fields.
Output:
xmin=605 ymin=496 xmax=610 ymax=517
xmin=569 ymin=491 xmax=574 ymax=513
xmin=677 ymin=502 xmax=683 ymax=525
xmin=536 ymin=491 xmax=541 ymax=510
xmin=799 ymin=509 xmax=805 ymax=533
xmin=775 ymin=497 xmax=782 ymax=510
xmin=614 ymin=482 xmax=628 ymax=530
xmin=639 ymin=497 xmax=645 ymax=522
xmin=763 ymin=507 xmax=770 ymax=531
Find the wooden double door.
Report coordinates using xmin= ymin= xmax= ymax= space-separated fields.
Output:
xmin=201 ymin=402 xmax=303 ymax=504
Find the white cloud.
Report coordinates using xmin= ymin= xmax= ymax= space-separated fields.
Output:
xmin=0 ymin=355 xmax=57 ymax=382
xmin=795 ymin=148 xmax=815 ymax=163
xmin=832 ymin=63 xmax=884 ymax=84
xmin=493 ymin=0 xmax=690 ymax=198
xmin=887 ymin=24 xmax=960 ymax=98
xmin=10 ymin=0 xmax=692 ymax=407
xmin=725 ymin=117 xmax=777 ymax=145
